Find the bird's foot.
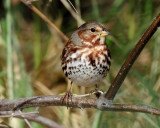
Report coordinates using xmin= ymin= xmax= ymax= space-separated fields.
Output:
xmin=89 ymin=88 xmax=104 ymax=98
xmin=61 ymin=90 xmax=72 ymax=108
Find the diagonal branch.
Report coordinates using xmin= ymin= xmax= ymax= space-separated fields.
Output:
xmin=0 ymin=95 xmax=160 ymax=116
xmin=105 ymin=13 xmax=160 ymax=100
xmin=60 ymin=0 xmax=85 ymax=26
xmin=21 ymin=0 xmax=69 ymax=42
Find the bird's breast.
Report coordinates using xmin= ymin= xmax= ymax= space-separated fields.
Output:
xmin=62 ymin=44 xmax=111 ymax=87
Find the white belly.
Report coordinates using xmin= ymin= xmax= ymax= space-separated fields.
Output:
xmin=66 ymin=51 xmax=109 ymax=87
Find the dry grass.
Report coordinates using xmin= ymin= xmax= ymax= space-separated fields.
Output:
xmin=0 ymin=0 xmax=160 ymax=128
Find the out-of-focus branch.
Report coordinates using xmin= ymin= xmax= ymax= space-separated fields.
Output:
xmin=21 ymin=0 xmax=69 ymax=42
xmin=0 ymin=95 xmax=160 ymax=116
xmin=105 ymin=13 xmax=160 ymax=100
xmin=60 ymin=0 xmax=85 ymax=26
xmin=0 ymin=111 xmax=64 ymax=128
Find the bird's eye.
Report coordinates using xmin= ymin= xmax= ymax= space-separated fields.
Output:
xmin=91 ymin=28 xmax=95 ymax=32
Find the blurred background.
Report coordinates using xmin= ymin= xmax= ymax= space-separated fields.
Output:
xmin=0 ymin=0 xmax=160 ymax=128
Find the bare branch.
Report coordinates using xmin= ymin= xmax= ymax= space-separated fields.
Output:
xmin=60 ymin=0 xmax=85 ymax=26
xmin=18 ymin=110 xmax=33 ymax=128
xmin=21 ymin=0 xmax=69 ymax=42
xmin=0 ymin=95 xmax=160 ymax=116
xmin=0 ymin=111 xmax=64 ymax=128
xmin=105 ymin=13 xmax=160 ymax=100
xmin=22 ymin=0 xmax=38 ymax=3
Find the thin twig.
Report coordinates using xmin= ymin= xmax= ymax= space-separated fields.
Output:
xmin=60 ymin=0 xmax=85 ymax=26
xmin=0 ymin=95 xmax=160 ymax=116
xmin=22 ymin=0 xmax=38 ymax=3
xmin=0 ymin=111 xmax=39 ymax=117
xmin=0 ymin=111 xmax=64 ymax=128
xmin=18 ymin=110 xmax=33 ymax=128
xmin=21 ymin=0 xmax=68 ymax=42
xmin=67 ymin=0 xmax=78 ymax=13
xmin=105 ymin=13 xmax=160 ymax=100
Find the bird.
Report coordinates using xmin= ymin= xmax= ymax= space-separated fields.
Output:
xmin=61 ymin=21 xmax=111 ymax=104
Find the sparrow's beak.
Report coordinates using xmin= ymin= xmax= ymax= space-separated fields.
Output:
xmin=100 ymin=30 xmax=110 ymax=37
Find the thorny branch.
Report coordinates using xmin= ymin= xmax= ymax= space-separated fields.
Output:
xmin=105 ymin=13 xmax=160 ymax=100
xmin=0 ymin=95 xmax=160 ymax=116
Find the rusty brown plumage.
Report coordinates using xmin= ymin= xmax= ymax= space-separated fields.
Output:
xmin=61 ymin=21 xmax=111 ymax=106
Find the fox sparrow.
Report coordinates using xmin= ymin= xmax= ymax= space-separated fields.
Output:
xmin=61 ymin=21 xmax=111 ymax=104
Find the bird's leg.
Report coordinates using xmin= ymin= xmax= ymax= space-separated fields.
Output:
xmin=95 ymin=84 xmax=98 ymax=91
xmin=89 ymin=85 xmax=99 ymax=94
xmin=61 ymin=81 xmax=73 ymax=107
xmin=94 ymin=85 xmax=104 ymax=98
xmin=90 ymin=85 xmax=104 ymax=98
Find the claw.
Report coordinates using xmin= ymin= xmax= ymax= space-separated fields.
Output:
xmin=61 ymin=82 xmax=73 ymax=108
xmin=89 ymin=85 xmax=104 ymax=98
xmin=61 ymin=91 xmax=72 ymax=107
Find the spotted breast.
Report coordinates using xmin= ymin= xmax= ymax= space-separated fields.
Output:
xmin=61 ymin=21 xmax=111 ymax=87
